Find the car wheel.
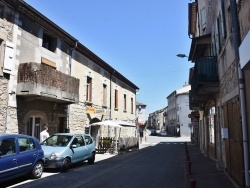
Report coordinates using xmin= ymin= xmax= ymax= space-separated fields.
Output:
xmin=31 ymin=161 xmax=43 ymax=179
xmin=88 ymin=153 xmax=95 ymax=165
xmin=61 ymin=158 xmax=71 ymax=172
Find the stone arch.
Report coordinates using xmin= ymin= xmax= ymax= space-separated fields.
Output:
xmin=21 ymin=110 xmax=48 ymax=134
xmin=205 ymin=100 xmax=216 ymax=115
xmin=89 ymin=117 xmax=101 ymax=124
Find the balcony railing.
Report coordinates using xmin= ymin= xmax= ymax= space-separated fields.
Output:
xmin=17 ymin=62 xmax=79 ymax=103
xmin=191 ymin=56 xmax=218 ymax=84
xmin=189 ymin=56 xmax=219 ymax=109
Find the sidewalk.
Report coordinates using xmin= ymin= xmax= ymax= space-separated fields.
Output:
xmin=95 ymin=152 xmax=117 ymax=162
xmin=185 ymin=143 xmax=236 ymax=188
xmin=95 ymin=137 xmax=236 ymax=188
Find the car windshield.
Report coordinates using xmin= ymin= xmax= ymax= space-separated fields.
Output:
xmin=41 ymin=135 xmax=73 ymax=147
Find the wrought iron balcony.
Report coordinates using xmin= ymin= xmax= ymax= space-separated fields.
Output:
xmin=17 ymin=62 xmax=79 ymax=104
xmin=189 ymin=56 xmax=219 ymax=110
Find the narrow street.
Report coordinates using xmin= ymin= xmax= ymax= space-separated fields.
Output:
xmin=2 ymin=135 xmax=235 ymax=188
xmin=3 ymin=135 xmax=190 ymax=188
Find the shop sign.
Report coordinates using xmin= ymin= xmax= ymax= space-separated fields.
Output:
xmin=87 ymin=107 xmax=105 ymax=115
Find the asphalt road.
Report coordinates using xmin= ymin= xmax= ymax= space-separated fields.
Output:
xmin=5 ymin=136 xmax=189 ymax=188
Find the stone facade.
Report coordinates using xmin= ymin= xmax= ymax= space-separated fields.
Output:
xmin=187 ymin=1 xmax=250 ymax=187
xmin=219 ymin=61 xmax=238 ymax=101
xmin=0 ymin=1 xmax=138 ymax=142
xmin=0 ymin=76 xmax=8 ymax=133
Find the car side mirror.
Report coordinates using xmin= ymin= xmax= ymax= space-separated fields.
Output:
xmin=71 ymin=144 xmax=77 ymax=148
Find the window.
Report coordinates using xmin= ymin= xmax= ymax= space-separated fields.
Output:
xmin=208 ymin=106 xmax=215 ymax=144
xmin=131 ymin=97 xmax=134 ymax=114
xmin=220 ymin=0 xmax=227 ymax=39
xmin=215 ymin=18 xmax=221 ymax=54
xmin=211 ymin=32 xmax=217 ymax=56
xmin=27 ymin=117 xmax=41 ymax=140
xmin=86 ymin=76 xmax=92 ymax=102
xmin=200 ymin=7 xmax=206 ymax=30
xmin=42 ymin=32 xmax=57 ymax=52
xmin=103 ymin=84 xmax=107 ymax=107
xmin=85 ymin=135 xmax=93 ymax=145
xmin=115 ymin=89 xmax=118 ymax=109
xmin=72 ymin=136 xmax=85 ymax=147
xmin=138 ymin=105 xmax=142 ymax=114
xmin=0 ymin=138 xmax=16 ymax=156
xmin=18 ymin=138 xmax=35 ymax=152
xmin=124 ymin=94 xmax=127 ymax=112
xmin=227 ymin=7 xmax=232 ymax=34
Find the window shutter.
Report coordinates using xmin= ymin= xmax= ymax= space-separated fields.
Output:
xmin=3 ymin=41 xmax=14 ymax=74
xmin=115 ymin=90 xmax=118 ymax=109
xmin=220 ymin=0 xmax=227 ymax=39
xmin=215 ymin=19 xmax=221 ymax=54
xmin=211 ymin=32 xmax=217 ymax=56
xmin=200 ymin=8 xmax=206 ymax=30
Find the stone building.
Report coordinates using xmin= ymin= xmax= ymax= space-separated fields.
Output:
xmin=135 ymin=102 xmax=147 ymax=124
xmin=0 ymin=1 xmax=138 ymax=141
xmin=166 ymin=84 xmax=191 ymax=137
xmin=187 ymin=0 xmax=250 ymax=187
xmin=148 ymin=108 xmax=165 ymax=131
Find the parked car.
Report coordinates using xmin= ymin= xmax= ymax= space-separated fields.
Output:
xmin=160 ymin=130 xmax=167 ymax=136
xmin=0 ymin=134 xmax=44 ymax=182
xmin=41 ymin=133 xmax=96 ymax=172
xmin=150 ymin=129 xmax=156 ymax=136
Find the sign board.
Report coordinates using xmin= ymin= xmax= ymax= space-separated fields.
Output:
xmin=221 ymin=128 xmax=228 ymax=139
xmin=87 ymin=107 xmax=105 ymax=115
xmin=85 ymin=127 xmax=90 ymax=134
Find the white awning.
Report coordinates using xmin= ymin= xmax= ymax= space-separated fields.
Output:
xmin=90 ymin=120 xmax=122 ymax=127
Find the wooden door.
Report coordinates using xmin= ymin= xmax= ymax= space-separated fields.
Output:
xmin=223 ymin=98 xmax=243 ymax=186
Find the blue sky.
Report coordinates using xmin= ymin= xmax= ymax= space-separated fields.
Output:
xmin=24 ymin=0 xmax=193 ymax=115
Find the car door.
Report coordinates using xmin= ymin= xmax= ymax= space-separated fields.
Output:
xmin=0 ymin=138 xmax=20 ymax=181
xmin=16 ymin=137 xmax=39 ymax=173
xmin=84 ymin=135 xmax=94 ymax=157
xmin=70 ymin=136 xmax=88 ymax=163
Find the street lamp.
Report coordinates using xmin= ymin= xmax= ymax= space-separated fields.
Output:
xmin=176 ymin=54 xmax=188 ymax=58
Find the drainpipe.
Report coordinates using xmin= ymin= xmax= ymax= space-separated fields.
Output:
xmin=230 ymin=0 xmax=249 ymax=187
xmin=109 ymin=71 xmax=112 ymax=120
xmin=67 ymin=41 xmax=78 ymax=131
xmin=4 ymin=79 xmax=9 ymax=133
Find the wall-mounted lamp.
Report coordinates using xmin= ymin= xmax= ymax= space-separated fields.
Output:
xmin=9 ymin=91 xmax=15 ymax=95
xmin=176 ymin=54 xmax=188 ymax=58
xmin=53 ymin=102 xmax=57 ymax=110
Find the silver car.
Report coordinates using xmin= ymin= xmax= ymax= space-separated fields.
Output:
xmin=41 ymin=133 xmax=95 ymax=172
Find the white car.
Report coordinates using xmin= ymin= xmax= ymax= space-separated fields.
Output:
xmin=160 ymin=130 xmax=167 ymax=136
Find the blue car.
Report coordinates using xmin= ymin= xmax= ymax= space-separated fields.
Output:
xmin=0 ymin=134 xmax=44 ymax=182
xmin=41 ymin=133 xmax=96 ymax=172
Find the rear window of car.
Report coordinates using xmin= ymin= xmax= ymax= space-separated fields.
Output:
xmin=18 ymin=137 xmax=35 ymax=152
xmin=85 ymin=135 xmax=93 ymax=145
xmin=0 ymin=138 xmax=16 ymax=156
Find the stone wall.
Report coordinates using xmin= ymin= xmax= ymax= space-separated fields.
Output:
xmin=219 ymin=61 xmax=239 ymax=104
xmin=0 ymin=76 xmax=8 ymax=133
xmin=69 ymin=102 xmax=88 ymax=133
xmin=5 ymin=106 xmax=18 ymax=133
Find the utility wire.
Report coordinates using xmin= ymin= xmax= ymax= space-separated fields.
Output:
xmin=127 ymin=69 xmax=189 ymax=77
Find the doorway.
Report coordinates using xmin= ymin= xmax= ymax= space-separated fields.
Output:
xmin=27 ymin=117 xmax=41 ymax=140
xmin=58 ymin=117 xmax=66 ymax=133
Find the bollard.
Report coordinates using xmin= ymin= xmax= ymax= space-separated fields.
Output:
xmin=186 ymin=161 xmax=191 ymax=175
xmin=189 ymin=179 xmax=196 ymax=188
xmin=187 ymin=154 xmax=190 ymax=161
